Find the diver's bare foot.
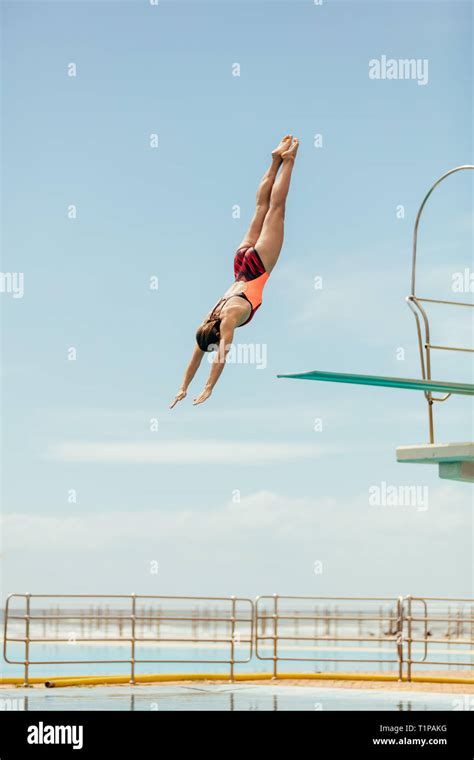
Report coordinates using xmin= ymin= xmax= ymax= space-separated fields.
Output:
xmin=272 ymin=134 xmax=292 ymax=159
xmin=281 ymin=138 xmax=299 ymax=161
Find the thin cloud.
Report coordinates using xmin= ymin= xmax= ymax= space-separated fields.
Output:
xmin=3 ymin=486 xmax=469 ymax=554
xmin=47 ymin=440 xmax=336 ymax=464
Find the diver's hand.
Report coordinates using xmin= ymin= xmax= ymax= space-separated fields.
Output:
xmin=193 ymin=387 xmax=212 ymax=406
xmin=170 ymin=389 xmax=187 ymax=409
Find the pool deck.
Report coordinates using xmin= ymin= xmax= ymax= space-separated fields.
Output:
xmin=251 ymin=677 xmax=474 ymax=693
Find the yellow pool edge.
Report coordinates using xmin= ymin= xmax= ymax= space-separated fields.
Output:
xmin=1 ymin=672 xmax=474 ymax=688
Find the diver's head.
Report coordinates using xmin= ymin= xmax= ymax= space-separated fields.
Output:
xmin=196 ymin=319 xmax=221 ymax=352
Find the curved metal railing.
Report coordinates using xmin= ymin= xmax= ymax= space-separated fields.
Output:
xmin=407 ymin=165 xmax=474 ymax=442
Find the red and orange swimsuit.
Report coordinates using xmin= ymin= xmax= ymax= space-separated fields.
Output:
xmin=209 ymin=246 xmax=270 ymax=327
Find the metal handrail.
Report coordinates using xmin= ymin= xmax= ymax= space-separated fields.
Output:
xmin=403 ymin=595 xmax=474 ymax=680
xmin=408 ymin=164 xmax=474 ymax=443
xmin=255 ymin=594 xmax=404 ymax=680
xmin=2 ymin=593 xmax=473 ymax=685
xmin=3 ymin=593 xmax=254 ymax=685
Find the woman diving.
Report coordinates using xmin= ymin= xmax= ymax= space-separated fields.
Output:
xmin=170 ymin=135 xmax=299 ymax=407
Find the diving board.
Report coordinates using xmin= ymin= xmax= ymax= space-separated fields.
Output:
xmin=277 ymin=370 xmax=474 ymax=397
xmin=396 ymin=443 xmax=474 ymax=483
xmin=277 ymin=370 xmax=474 ymax=483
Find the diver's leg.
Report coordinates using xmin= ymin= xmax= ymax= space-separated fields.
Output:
xmin=254 ymin=138 xmax=298 ymax=273
xmin=238 ymin=135 xmax=292 ymax=249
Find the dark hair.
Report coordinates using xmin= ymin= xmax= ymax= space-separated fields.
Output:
xmin=196 ymin=319 xmax=221 ymax=352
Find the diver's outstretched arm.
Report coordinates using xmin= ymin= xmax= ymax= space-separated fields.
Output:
xmin=170 ymin=344 xmax=204 ymax=408
xmin=193 ymin=321 xmax=235 ymax=406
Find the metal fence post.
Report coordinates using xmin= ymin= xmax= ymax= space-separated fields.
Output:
xmin=396 ymin=596 xmax=404 ymax=681
xmin=23 ymin=593 xmax=31 ymax=687
xmin=406 ymin=595 xmax=412 ymax=682
xmin=272 ymin=594 xmax=279 ymax=679
xmin=229 ymin=595 xmax=236 ymax=682
xmin=130 ymin=593 xmax=136 ymax=685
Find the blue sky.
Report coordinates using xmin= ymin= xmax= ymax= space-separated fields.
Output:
xmin=1 ymin=0 xmax=473 ymax=600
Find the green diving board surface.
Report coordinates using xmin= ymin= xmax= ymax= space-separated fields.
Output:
xmin=277 ymin=370 xmax=474 ymax=397
xmin=396 ymin=443 xmax=474 ymax=484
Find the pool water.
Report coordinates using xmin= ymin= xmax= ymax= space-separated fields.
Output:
xmin=0 ymin=684 xmax=469 ymax=711
xmin=3 ymin=641 xmax=470 ymax=680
